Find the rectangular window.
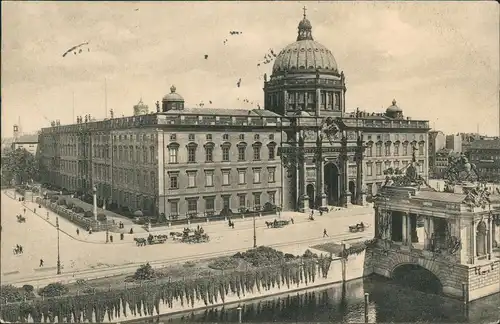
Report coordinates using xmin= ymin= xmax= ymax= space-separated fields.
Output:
xmin=169 ymin=174 xmax=178 ymax=189
xmin=253 ymin=146 xmax=261 ymax=161
xmin=223 ymin=134 xmax=229 ymax=140
xmin=238 ymin=170 xmax=246 ymax=184
xmin=205 ymin=147 xmax=213 ymax=162
xmin=268 ymin=191 xmax=276 ymax=205
xmin=253 ymin=192 xmax=261 ymax=208
xmin=170 ymin=134 xmax=177 ymax=141
xmin=222 ymin=170 xmax=230 ymax=186
xmin=170 ymin=201 xmax=179 ymax=217
xmin=268 ymin=167 xmax=276 ymax=183
xmin=376 ymin=144 xmax=382 ymax=157
xmin=269 ymin=134 xmax=274 ymax=140
xmin=366 ymin=145 xmax=372 ymax=157
xmin=188 ymin=147 xmax=196 ymax=163
xmin=239 ymin=134 xmax=245 ymax=140
xmin=394 ymin=144 xmax=399 ymax=156
xmin=239 ymin=194 xmax=246 ymax=208
xmin=268 ymin=146 xmax=275 ymax=160
xmin=238 ymin=147 xmax=246 ymax=161
xmin=205 ymin=171 xmax=214 ymax=187
xmin=376 ymin=163 xmax=382 ymax=175
xmin=187 ymin=199 xmax=198 ymax=214
xmin=419 ymin=144 xmax=424 ymax=156
xmin=206 ymin=134 xmax=212 ymax=141
xmin=366 ymin=163 xmax=373 ymax=176
xmin=222 ymin=147 xmax=230 ymax=162
xmin=403 ymin=145 xmax=408 ymax=156
xmin=187 ymin=172 xmax=196 ymax=188
xmin=223 ymin=195 xmax=230 ymax=209
xmin=385 ymin=145 xmax=391 ymax=156
xmin=168 ymin=147 xmax=178 ymax=163
xmin=205 ymin=197 xmax=215 ymax=211
xmin=253 ymin=169 xmax=261 ymax=184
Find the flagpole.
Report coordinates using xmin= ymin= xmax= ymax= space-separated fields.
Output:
xmin=105 ymin=78 xmax=108 ymax=119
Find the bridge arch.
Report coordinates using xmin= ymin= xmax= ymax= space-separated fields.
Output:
xmin=390 ymin=262 xmax=443 ymax=295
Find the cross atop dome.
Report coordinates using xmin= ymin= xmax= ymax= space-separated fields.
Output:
xmin=297 ymin=7 xmax=313 ymax=41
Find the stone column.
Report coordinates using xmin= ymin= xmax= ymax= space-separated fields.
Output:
xmin=488 ymin=217 xmax=493 ymax=260
xmin=402 ymin=213 xmax=407 ymax=244
xmin=316 ymin=88 xmax=321 ymax=116
xmin=374 ymin=207 xmax=380 ymax=239
xmin=295 ymin=93 xmax=299 ymax=111
xmin=283 ymin=90 xmax=288 ymax=112
xmin=424 ymin=216 xmax=431 ymax=250
xmin=407 ymin=213 xmax=412 ymax=246
xmin=304 ymin=92 xmax=308 ymax=111
xmin=471 ymin=219 xmax=476 ymax=264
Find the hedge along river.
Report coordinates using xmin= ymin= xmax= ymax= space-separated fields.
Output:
xmin=0 ymin=248 xmax=371 ymax=323
xmin=146 ymin=277 xmax=500 ymax=324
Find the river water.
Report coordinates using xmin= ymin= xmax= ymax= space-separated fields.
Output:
xmin=154 ymin=275 xmax=499 ymax=323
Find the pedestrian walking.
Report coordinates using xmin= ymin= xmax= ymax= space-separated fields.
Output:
xmin=23 ymin=208 xmax=26 ymax=214
xmin=76 ymin=228 xmax=80 ymax=236
xmin=34 ymin=208 xmax=36 ymax=214
xmin=323 ymin=228 xmax=328 ymax=237
xmin=39 ymin=259 xmax=44 ymax=267
xmin=120 ymin=233 xmax=124 ymax=240
xmin=46 ymin=212 xmax=49 ymax=220
xmin=310 ymin=209 xmax=314 ymax=218
xmin=319 ymin=209 xmax=323 ymax=216
xmin=110 ymin=235 xmax=113 ymax=243
xmin=291 ymin=218 xmax=294 ymax=224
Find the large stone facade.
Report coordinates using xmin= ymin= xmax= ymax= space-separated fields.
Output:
xmin=38 ymin=12 xmax=430 ymax=217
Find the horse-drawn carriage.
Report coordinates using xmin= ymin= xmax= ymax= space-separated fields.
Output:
xmin=170 ymin=227 xmax=210 ymax=243
xmin=349 ymin=222 xmax=366 ymax=233
xmin=134 ymin=234 xmax=168 ymax=246
xmin=265 ymin=220 xmax=290 ymax=229
xmin=17 ymin=215 xmax=26 ymax=223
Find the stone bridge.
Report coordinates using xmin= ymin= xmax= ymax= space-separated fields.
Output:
xmin=370 ymin=246 xmax=470 ymax=298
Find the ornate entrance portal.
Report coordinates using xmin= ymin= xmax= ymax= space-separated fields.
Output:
xmin=324 ymin=163 xmax=339 ymax=206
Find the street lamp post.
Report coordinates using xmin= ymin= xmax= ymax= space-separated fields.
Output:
xmin=92 ymin=185 xmax=97 ymax=221
xmin=253 ymin=211 xmax=257 ymax=248
xmin=56 ymin=217 xmax=61 ymax=275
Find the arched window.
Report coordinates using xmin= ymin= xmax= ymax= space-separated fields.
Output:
xmin=394 ymin=141 xmax=400 ymax=156
xmin=143 ymin=147 xmax=148 ymax=164
xmin=476 ymin=221 xmax=487 ymax=257
xmin=366 ymin=141 xmax=373 ymax=157
xmin=418 ymin=141 xmax=425 ymax=156
xmin=376 ymin=142 xmax=382 ymax=157
xmin=385 ymin=141 xmax=392 ymax=156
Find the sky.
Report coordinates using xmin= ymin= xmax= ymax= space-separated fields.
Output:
xmin=1 ymin=1 xmax=499 ymax=138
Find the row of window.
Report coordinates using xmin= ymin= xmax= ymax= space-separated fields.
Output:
xmin=168 ymin=167 xmax=276 ymax=189
xmin=168 ymin=143 xmax=276 ymax=164
xmin=366 ymin=142 xmax=424 ymax=158
xmin=365 ymin=160 xmax=425 ymax=176
xmin=365 ymin=134 xmax=425 ymax=142
xmin=169 ymin=191 xmax=276 ymax=217
xmin=169 ymin=133 xmax=275 ymax=142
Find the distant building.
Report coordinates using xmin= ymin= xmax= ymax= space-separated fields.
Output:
xmin=445 ymin=133 xmax=484 ymax=155
xmin=469 ymin=138 xmax=500 ymax=182
xmin=11 ymin=134 xmax=39 ymax=155
xmin=433 ymin=148 xmax=460 ymax=179
xmin=428 ymin=130 xmax=446 ymax=178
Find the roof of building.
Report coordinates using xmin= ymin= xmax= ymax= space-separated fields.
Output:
xmin=469 ymin=138 xmax=500 ymax=150
xmin=272 ymin=13 xmax=338 ymax=74
xmin=13 ymin=134 xmax=38 ymax=144
xmin=162 ymin=108 xmax=282 ymax=117
xmin=162 ymin=85 xmax=184 ymax=102
xmin=412 ymin=190 xmax=467 ymax=203
xmin=386 ymin=99 xmax=403 ymax=113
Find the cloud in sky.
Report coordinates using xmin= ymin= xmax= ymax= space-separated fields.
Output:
xmin=1 ymin=1 xmax=498 ymax=137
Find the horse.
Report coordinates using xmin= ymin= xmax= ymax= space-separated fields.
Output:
xmin=134 ymin=238 xmax=147 ymax=246
xmin=265 ymin=221 xmax=272 ymax=228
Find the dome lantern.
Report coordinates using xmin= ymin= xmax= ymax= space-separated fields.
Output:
xmin=297 ymin=6 xmax=313 ymax=41
xmin=162 ymin=84 xmax=185 ymax=112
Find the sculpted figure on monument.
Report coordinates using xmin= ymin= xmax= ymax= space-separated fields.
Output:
xmin=445 ymin=152 xmax=480 ymax=184
xmin=320 ymin=117 xmax=341 ymax=144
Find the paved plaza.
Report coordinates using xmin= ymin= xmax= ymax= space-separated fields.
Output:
xmin=1 ymin=189 xmax=374 ymax=286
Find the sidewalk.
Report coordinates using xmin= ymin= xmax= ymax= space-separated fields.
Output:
xmin=4 ymin=190 xmax=139 ymax=245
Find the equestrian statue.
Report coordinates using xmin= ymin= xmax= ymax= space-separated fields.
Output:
xmin=444 ymin=153 xmax=480 ymax=184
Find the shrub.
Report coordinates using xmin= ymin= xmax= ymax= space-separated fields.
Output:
xmin=57 ymin=198 xmax=66 ymax=206
xmin=0 ymin=285 xmax=23 ymax=303
xmin=73 ymin=206 xmax=84 ymax=214
xmin=39 ymin=283 xmax=69 ymax=297
xmin=83 ymin=210 xmax=93 ymax=218
xmin=66 ymin=201 xmax=75 ymax=209
xmin=50 ymin=196 xmax=58 ymax=203
xmin=97 ymin=213 xmax=107 ymax=221
xmin=233 ymin=246 xmax=289 ymax=267
xmin=133 ymin=263 xmax=156 ymax=280
xmin=208 ymin=257 xmax=239 ymax=270
xmin=22 ymin=285 xmax=34 ymax=293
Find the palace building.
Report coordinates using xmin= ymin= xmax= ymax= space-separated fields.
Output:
xmin=38 ymin=12 xmax=430 ymax=219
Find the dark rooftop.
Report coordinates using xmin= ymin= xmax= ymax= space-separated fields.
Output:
xmin=412 ymin=191 xmax=467 ymax=204
xmin=470 ymin=138 xmax=500 ymax=150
